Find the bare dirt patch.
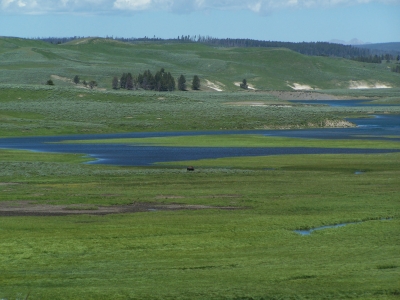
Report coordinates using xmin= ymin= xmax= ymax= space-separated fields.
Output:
xmin=0 ymin=201 xmax=241 ymax=217
xmin=155 ymin=195 xmax=185 ymax=200
xmin=204 ymin=80 xmax=224 ymax=92
xmin=205 ymin=194 xmax=242 ymax=198
xmin=226 ymin=101 xmax=292 ymax=107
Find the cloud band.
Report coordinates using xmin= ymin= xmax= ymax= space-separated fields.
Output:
xmin=1 ymin=0 xmax=399 ymax=14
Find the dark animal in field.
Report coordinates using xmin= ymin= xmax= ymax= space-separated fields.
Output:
xmin=187 ymin=166 xmax=195 ymax=171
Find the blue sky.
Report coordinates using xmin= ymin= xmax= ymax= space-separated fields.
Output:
xmin=0 ymin=0 xmax=399 ymax=43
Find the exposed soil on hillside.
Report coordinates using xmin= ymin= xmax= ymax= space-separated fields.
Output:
xmin=0 ymin=201 xmax=241 ymax=217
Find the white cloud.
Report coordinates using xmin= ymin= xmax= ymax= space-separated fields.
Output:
xmin=0 ymin=0 xmax=399 ymax=14
xmin=113 ymin=0 xmax=152 ymax=10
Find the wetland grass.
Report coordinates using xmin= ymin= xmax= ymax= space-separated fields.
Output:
xmin=0 ymin=149 xmax=399 ymax=299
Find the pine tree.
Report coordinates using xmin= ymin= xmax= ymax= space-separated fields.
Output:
xmin=178 ymin=75 xmax=186 ymax=91
xmin=192 ymin=75 xmax=200 ymax=90
xmin=240 ymin=79 xmax=248 ymax=89
xmin=112 ymin=77 xmax=119 ymax=89
xmin=126 ymin=73 xmax=134 ymax=90
xmin=73 ymin=75 xmax=80 ymax=85
xmin=120 ymin=73 xmax=128 ymax=89
xmin=166 ymin=72 xmax=175 ymax=91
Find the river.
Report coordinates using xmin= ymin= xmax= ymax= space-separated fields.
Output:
xmin=1 ymin=100 xmax=399 ymax=166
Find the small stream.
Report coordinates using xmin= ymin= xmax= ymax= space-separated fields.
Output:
xmin=294 ymin=222 xmax=358 ymax=235
xmin=294 ymin=218 xmax=392 ymax=235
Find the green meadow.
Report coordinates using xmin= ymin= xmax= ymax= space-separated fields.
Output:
xmin=1 ymin=150 xmax=399 ymax=299
xmin=62 ymin=134 xmax=400 ymax=149
xmin=0 ymin=37 xmax=399 ymax=299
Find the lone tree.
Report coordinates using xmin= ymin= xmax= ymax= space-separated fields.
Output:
xmin=46 ymin=79 xmax=54 ymax=86
xmin=192 ymin=75 xmax=200 ymax=90
xmin=73 ymin=75 xmax=80 ymax=85
xmin=240 ymin=79 xmax=248 ymax=89
xmin=178 ymin=75 xmax=186 ymax=91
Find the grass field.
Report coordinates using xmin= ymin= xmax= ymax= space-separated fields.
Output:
xmin=0 ymin=150 xmax=399 ymax=299
xmin=2 ymin=84 xmax=400 ymax=137
xmin=62 ymin=134 xmax=400 ymax=149
xmin=0 ymin=38 xmax=399 ymax=299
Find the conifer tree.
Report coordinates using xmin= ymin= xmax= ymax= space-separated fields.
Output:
xmin=192 ymin=75 xmax=200 ymax=90
xmin=166 ymin=72 xmax=175 ymax=91
xmin=240 ymin=79 xmax=248 ymax=89
xmin=126 ymin=73 xmax=134 ymax=90
xmin=73 ymin=75 xmax=80 ymax=85
xmin=112 ymin=77 xmax=119 ymax=89
xmin=120 ymin=73 xmax=128 ymax=89
xmin=178 ymin=75 xmax=186 ymax=91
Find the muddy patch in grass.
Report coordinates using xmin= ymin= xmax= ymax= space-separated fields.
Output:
xmin=0 ymin=200 xmax=242 ymax=216
xmin=155 ymin=195 xmax=185 ymax=200
xmin=0 ymin=182 xmax=20 ymax=186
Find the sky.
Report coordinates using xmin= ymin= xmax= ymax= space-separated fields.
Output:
xmin=0 ymin=0 xmax=399 ymax=43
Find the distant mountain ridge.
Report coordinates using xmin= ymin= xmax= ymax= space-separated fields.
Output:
xmin=329 ymin=38 xmax=371 ymax=45
xmin=328 ymin=39 xmax=400 ymax=55
xmin=354 ymin=42 xmax=400 ymax=55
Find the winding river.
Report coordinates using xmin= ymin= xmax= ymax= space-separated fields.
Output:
xmin=1 ymin=100 xmax=399 ymax=166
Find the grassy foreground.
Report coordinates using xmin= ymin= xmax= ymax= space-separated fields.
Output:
xmin=0 ymin=149 xmax=399 ymax=299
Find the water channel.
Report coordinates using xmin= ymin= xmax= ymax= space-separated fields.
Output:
xmin=1 ymin=100 xmax=399 ymax=166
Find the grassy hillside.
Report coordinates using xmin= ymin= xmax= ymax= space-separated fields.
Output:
xmin=1 ymin=37 xmax=399 ymax=91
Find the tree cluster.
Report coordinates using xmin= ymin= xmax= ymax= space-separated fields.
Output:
xmin=351 ymin=55 xmax=383 ymax=64
xmin=115 ymin=69 xmax=201 ymax=92
xmin=351 ymin=54 xmax=398 ymax=64
xmin=116 ymin=69 xmax=176 ymax=91
xmin=72 ymin=75 xmax=97 ymax=89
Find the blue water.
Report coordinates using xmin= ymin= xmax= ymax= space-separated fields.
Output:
xmin=294 ymin=218 xmax=392 ymax=235
xmin=294 ymin=223 xmax=353 ymax=235
xmin=288 ymin=99 xmax=397 ymax=107
xmin=0 ymin=112 xmax=399 ymax=166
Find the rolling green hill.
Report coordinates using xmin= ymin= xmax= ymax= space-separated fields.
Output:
xmin=1 ymin=37 xmax=399 ymax=91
